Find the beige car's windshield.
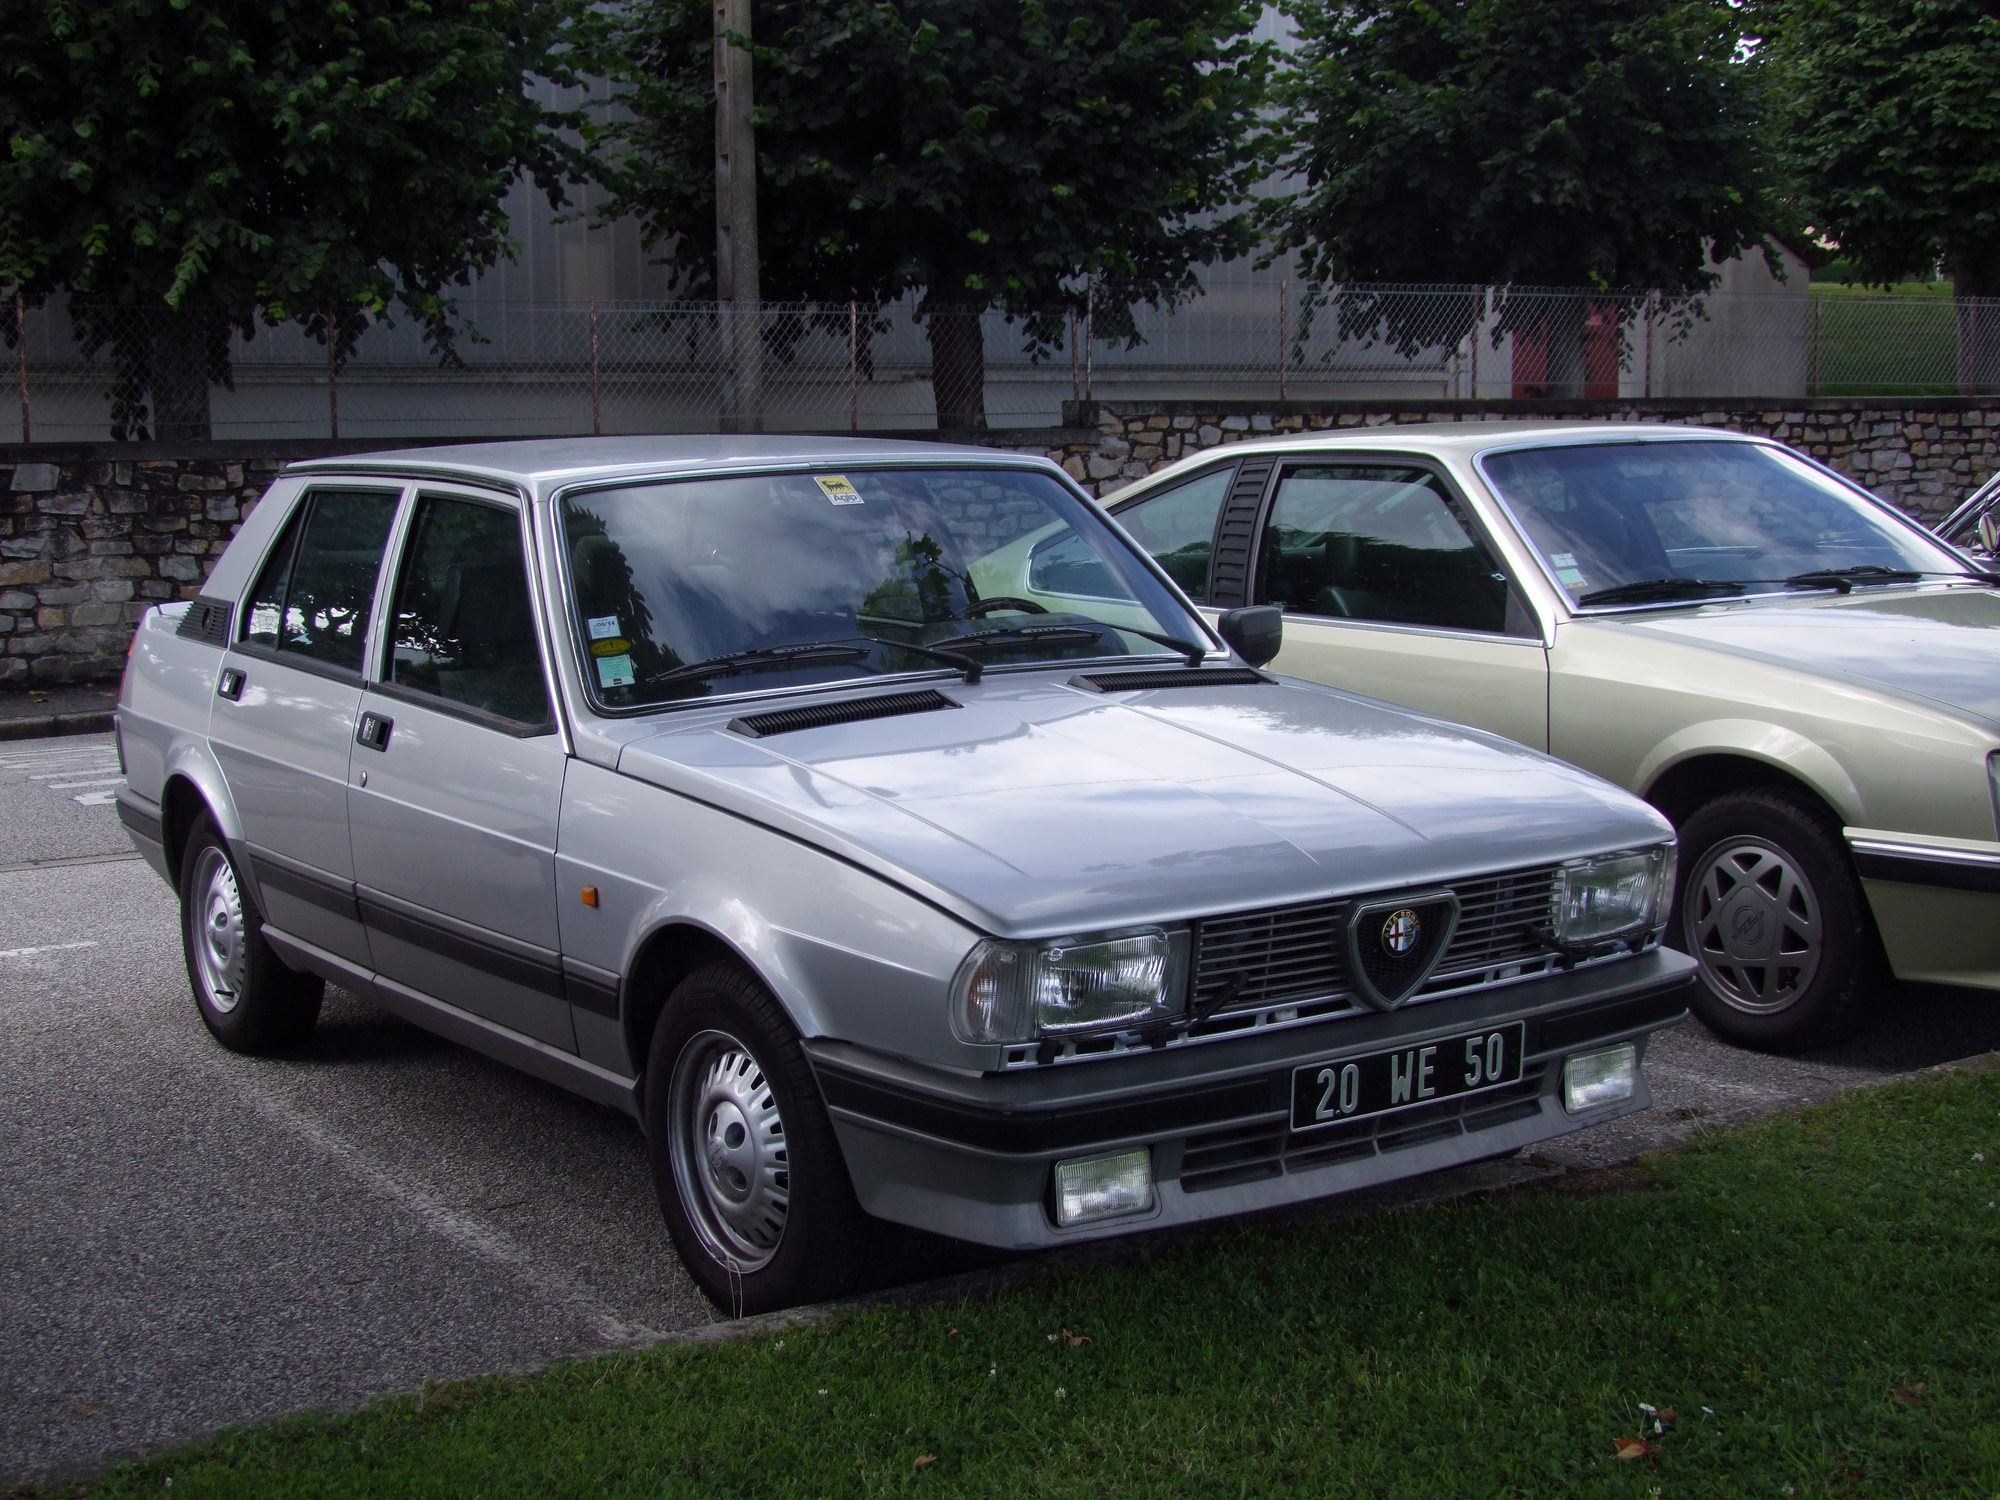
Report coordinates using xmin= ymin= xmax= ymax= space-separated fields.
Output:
xmin=561 ymin=465 xmax=1205 ymax=707
xmin=1482 ymin=440 xmax=1966 ymax=606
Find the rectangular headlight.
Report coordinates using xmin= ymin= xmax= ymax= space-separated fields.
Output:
xmin=1053 ymin=1148 xmax=1155 ymax=1226
xmin=952 ymin=928 xmax=1187 ymax=1044
xmin=1563 ymin=1043 xmax=1638 ymax=1113
xmin=1553 ymin=846 xmax=1673 ymax=945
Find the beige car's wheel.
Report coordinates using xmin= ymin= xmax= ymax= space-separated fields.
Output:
xmin=1672 ymin=789 xmax=1878 ymax=1052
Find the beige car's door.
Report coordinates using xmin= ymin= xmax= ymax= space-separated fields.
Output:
xmin=1248 ymin=460 xmax=1552 ymax=749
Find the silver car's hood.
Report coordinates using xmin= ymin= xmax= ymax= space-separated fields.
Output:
xmin=613 ymin=675 xmax=1668 ymax=937
xmin=1599 ymin=586 xmax=2000 ymax=728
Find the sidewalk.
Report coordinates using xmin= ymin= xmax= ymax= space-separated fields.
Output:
xmin=0 ymin=683 xmax=119 ymax=742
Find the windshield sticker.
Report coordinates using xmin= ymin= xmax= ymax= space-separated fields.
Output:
xmin=814 ymin=474 xmax=864 ymax=505
xmin=589 ymin=637 xmax=631 ymax=658
xmin=587 ymin=614 xmax=622 ymax=640
xmin=596 ymin=653 xmax=636 ymax=688
xmin=1550 ymin=552 xmax=1579 ymax=570
xmin=1556 ymin=566 xmax=1588 ymax=589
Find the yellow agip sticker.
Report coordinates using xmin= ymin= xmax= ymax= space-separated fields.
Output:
xmin=814 ymin=474 xmax=864 ymax=505
xmin=589 ymin=637 xmax=632 ymax=658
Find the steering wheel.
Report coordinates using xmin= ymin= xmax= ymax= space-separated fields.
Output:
xmin=963 ymin=596 xmax=1050 ymax=617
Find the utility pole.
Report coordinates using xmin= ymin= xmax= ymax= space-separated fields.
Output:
xmin=714 ymin=0 xmax=763 ymax=432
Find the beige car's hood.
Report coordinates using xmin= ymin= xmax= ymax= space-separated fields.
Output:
xmin=1600 ymin=586 xmax=2000 ymax=728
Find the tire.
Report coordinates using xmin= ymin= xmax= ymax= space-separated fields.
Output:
xmin=643 ymin=960 xmax=875 ymax=1315
xmin=1670 ymin=788 xmax=1880 ymax=1052
xmin=177 ymin=813 xmax=324 ymax=1053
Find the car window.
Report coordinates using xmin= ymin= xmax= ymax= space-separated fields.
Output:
xmin=1107 ymin=468 xmax=1234 ymax=602
xmin=241 ymin=488 xmax=399 ymax=671
xmin=1258 ymin=466 xmax=1511 ymax=633
xmin=561 ymin=466 xmax=1203 ymax=708
xmin=1482 ymin=441 xmax=1961 ymax=598
xmin=384 ymin=496 xmax=552 ymax=729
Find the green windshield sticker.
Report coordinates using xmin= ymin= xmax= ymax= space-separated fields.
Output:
xmin=596 ymin=653 xmax=636 ymax=688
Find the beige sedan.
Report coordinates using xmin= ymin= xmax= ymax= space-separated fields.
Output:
xmin=1087 ymin=422 xmax=2000 ymax=1051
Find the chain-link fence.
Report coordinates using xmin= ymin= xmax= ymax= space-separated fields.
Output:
xmin=5 ymin=281 xmax=1997 ymax=444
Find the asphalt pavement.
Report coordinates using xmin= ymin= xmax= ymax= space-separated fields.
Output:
xmin=4 ymin=730 xmax=1998 ymax=1484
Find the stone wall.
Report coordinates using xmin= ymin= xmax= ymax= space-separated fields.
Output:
xmin=4 ymin=397 xmax=1997 ymax=686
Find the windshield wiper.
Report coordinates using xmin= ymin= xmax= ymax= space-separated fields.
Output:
xmin=855 ymin=636 xmax=986 ymax=683
xmin=1785 ymin=565 xmax=2000 ymax=592
xmin=640 ymin=641 xmax=871 ymax=691
xmin=1783 ymin=565 xmax=1921 ymax=594
xmin=1110 ymin=623 xmax=1209 ymax=666
xmin=1573 ymin=578 xmax=1747 ymax=607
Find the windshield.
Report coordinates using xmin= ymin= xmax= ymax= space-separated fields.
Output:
xmin=1480 ymin=440 xmax=1962 ymax=604
xmin=561 ymin=465 xmax=1207 ymax=708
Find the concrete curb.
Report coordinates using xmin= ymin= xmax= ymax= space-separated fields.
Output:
xmin=0 ymin=710 xmax=117 ymax=743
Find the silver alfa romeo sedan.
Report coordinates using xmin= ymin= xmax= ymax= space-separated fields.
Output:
xmin=115 ymin=437 xmax=1692 ymax=1311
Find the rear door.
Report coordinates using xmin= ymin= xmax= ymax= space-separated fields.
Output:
xmin=209 ymin=484 xmax=403 ymax=963
xmin=346 ymin=486 xmax=574 ymax=1050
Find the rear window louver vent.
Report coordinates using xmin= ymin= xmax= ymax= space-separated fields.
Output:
xmin=728 ymin=689 xmax=961 ymax=739
xmin=1072 ymin=667 xmax=1269 ymax=693
xmin=175 ymin=596 xmax=231 ymax=646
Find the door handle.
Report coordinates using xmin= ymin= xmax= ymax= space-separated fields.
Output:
xmin=356 ymin=712 xmax=394 ymax=751
xmin=216 ymin=667 xmax=245 ymax=701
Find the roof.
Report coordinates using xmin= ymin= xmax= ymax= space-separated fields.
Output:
xmin=1162 ymin=420 xmax=1749 ymax=466
xmin=283 ymin=434 xmax=1052 ymax=490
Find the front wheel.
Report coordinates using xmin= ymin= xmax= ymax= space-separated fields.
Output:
xmin=177 ymin=813 xmax=323 ymax=1053
xmin=644 ymin=961 xmax=875 ymax=1314
xmin=1671 ymin=788 xmax=1879 ymax=1052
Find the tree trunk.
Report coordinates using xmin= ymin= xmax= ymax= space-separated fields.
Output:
xmin=1952 ymin=241 xmax=2000 ymax=395
xmin=1543 ymin=298 xmax=1588 ymax=400
xmin=925 ymin=300 xmax=987 ymax=431
xmin=147 ymin=305 xmax=215 ymax=441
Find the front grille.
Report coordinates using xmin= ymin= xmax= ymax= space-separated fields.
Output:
xmin=1178 ymin=1065 xmax=1549 ymax=1194
xmin=1192 ymin=865 xmax=1559 ymax=1017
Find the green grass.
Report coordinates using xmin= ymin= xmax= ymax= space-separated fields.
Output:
xmin=40 ymin=1064 xmax=2000 ymax=1499
xmin=1809 ymin=283 xmax=1965 ymax=396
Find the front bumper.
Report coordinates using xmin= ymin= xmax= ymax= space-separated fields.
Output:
xmin=1851 ymin=835 xmax=2000 ymax=990
xmin=810 ymin=947 xmax=1694 ymax=1249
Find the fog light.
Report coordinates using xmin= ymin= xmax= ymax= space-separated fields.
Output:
xmin=1052 ymin=1148 xmax=1154 ymax=1227
xmin=1563 ymin=1043 xmax=1638 ymax=1114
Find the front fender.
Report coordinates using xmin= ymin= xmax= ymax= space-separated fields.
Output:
xmin=1635 ymin=718 xmax=1862 ymax=824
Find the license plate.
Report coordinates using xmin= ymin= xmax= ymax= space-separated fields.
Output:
xmin=1290 ymin=1021 xmax=1527 ymax=1133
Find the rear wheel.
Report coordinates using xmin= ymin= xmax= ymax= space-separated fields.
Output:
xmin=1671 ymin=788 xmax=1879 ymax=1052
xmin=644 ymin=960 xmax=875 ymax=1314
xmin=177 ymin=813 xmax=323 ymax=1053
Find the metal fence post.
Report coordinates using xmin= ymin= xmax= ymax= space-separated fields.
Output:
xmin=1644 ymin=293 xmax=1654 ymax=399
xmin=1083 ymin=278 xmax=1095 ymax=401
xmin=1278 ymin=280 xmax=1289 ymax=400
xmin=14 ymin=293 xmax=28 ymax=444
xmin=1069 ymin=307 xmax=1080 ymax=401
xmin=589 ymin=299 xmax=602 ymax=435
xmin=848 ymin=300 xmax=860 ymax=431
xmin=326 ymin=306 xmax=339 ymax=439
xmin=1469 ymin=287 xmax=1481 ymax=398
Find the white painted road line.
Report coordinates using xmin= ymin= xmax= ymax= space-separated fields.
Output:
xmin=72 ymin=792 xmax=121 ymax=807
xmin=0 ymin=942 xmax=100 ymax=961
xmin=46 ymin=778 xmax=125 ymax=791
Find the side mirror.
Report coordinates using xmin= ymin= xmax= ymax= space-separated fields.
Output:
xmin=1978 ymin=513 xmax=1999 ymax=557
xmin=1218 ymin=605 xmax=1282 ymax=667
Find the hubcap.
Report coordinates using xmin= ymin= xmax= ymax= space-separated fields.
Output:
xmin=667 ymin=1030 xmax=790 ymax=1273
xmin=1684 ymin=835 xmax=1822 ymax=1014
xmin=189 ymin=847 xmax=247 ymax=1014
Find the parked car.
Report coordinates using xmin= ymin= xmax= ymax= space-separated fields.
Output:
xmin=116 ymin=436 xmax=1691 ymax=1312
xmin=1082 ymin=422 xmax=2000 ymax=1053
xmin=1936 ymin=470 xmax=2000 ymax=568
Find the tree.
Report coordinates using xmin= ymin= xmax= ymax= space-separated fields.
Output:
xmin=602 ymin=1 xmax=1272 ymax=429
xmin=1266 ymin=0 xmax=1777 ymax=397
xmin=1758 ymin=0 xmax=2000 ymax=389
xmin=0 ymin=1 xmax=594 ymax=439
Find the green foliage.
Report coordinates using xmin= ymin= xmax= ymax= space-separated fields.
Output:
xmin=601 ymin=1 xmax=1274 ymax=425
xmin=1266 ymin=0 xmax=1778 ymax=357
xmin=0 ymin=0 xmax=597 ymax=436
xmin=1759 ymin=0 xmax=2000 ymax=298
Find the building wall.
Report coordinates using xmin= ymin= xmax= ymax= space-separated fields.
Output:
xmin=5 ymin=397 xmax=1995 ymax=685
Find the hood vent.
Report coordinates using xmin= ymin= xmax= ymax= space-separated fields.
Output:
xmin=728 ymin=688 xmax=961 ymax=739
xmin=1072 ymin=667 xmax=1269 ymax=693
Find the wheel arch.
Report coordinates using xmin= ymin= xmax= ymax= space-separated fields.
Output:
xmin=1636 ymin=725 xmax=1862 ymax=832
xmin=620 ymin=920 xmax=762 ymax=1088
